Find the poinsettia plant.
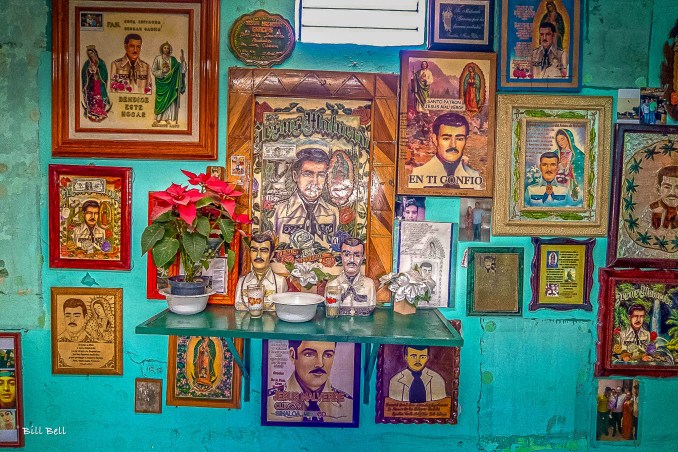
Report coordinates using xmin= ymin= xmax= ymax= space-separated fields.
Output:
xmin=141 ymin=170 xmax=249 ymax=283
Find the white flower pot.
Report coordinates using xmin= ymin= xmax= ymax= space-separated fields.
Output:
xmin=160 ymin=288 xmax=215 ymax=315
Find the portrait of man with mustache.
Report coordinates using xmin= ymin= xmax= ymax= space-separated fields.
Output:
xmin=649 ymin=165 xmax=678 ymax=230
xmin=110 ymin=33 xmax=152 ymax=94
xmin=526 ymin=151 xmax=569 ymax=206
xmin=324 ymin=237 xmax=376 ymax=316
xmin=57 ymin=298 xmax=93 ymax=343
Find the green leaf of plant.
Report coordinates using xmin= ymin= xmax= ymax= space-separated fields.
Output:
xmin=152 ymin=237 xmax=180 ymax=267
xmin=153 ymin=211 xmax=173 ymax=223
xmin=195 ymin=216 xmax=211 ymax=237
xmin=227 ymin=249 xmax=236 ymax=271
xmin=196 ymin=196 xmax=214 ymax=208
xmin=141 ymin=223 xmax=166 ymax=255
xmin=182 ymin=232 xmax=207 ymax=264
xmin=218 ymin=217 xmax=235 ymax=243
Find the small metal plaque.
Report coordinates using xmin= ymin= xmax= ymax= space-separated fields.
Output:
xmin=229 ymin=10 xmax=295 ymax=68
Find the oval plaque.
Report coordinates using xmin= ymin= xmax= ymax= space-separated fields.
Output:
xmin=229 ymin=10 xmax=295 ymax=68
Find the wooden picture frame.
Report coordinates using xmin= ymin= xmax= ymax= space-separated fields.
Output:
xmin=146 ymin=192 xmax=179 ymax=300
xmin=595 ymin=268 xmax=678 ymax=378
xmin=428 ymin=0 xmax=494 ymax=51
xmin=52 ymin=0 xmax=219 ymax=159
xmin=167 ymin=336 xmax=243 ymax=408
xmin=467 ymin=247 xmax=524 ymax=315
xmin=529 ymin=237 xmax=595 ymax=311
xmin=227 ymin=68 xmax=398 ymax=302
xmin=499 ymin=0 xmax=582 ymax=91
xmin=493 ymin=94 xmax=612 ymax=236
xmin=398 ymin=50 xmax=496 ymax=197
xmin=375 ymin=320 xmax=461 ymax=424
xmin=607 ymin=124 xmax=678 ymax=268
xmin=261 ymin=340 xmax=361 ymax=427
xmin=0 ymin=333 xmax=24 ymax=447
xmin=49 ymin=164 xmax=132 ymax=270
xmin=50 ymin=287 xmax=123 ymax=375
xmin=134 ymin=378 xmax=162 ymax=414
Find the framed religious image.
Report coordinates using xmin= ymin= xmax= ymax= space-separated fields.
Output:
xmin=428 ymin=0 xmax=494 ymax=51
xmin=467 ymin=247 xmax=524 ymax=316
xmin=375 ymin=320 xmax=461 ymax=424
xmin=499 ymin=0 xmax=582 ymax=91
xmin=134 ymin=378 xmax=162 ymax=414
xmin=49 ymin=164 xmax=132 ymax=270
xmin=594 ymin=378 xmax=640 ymax=442
xmin=493 ymin=94 xmax=612 ymax=236
xmin=227 ymin=68 xmax=398 ymax=303
xmin=596 ymin=268 xmax=678 ymax=378
xmin=0 ymin=333 xmax=24 ymax=448
xmin=398 ymin=50 xmax=496 ymax=197
xmin=607 ymin=124 xmax=678 ymax=268
xmin=52 ymin=0 xmax=219 ymax=159
xmin=50 ymin=287 xmax=123 ymax=375
xmin=167 ymin=336 xmax=243 ymax=408
xmin=396 ymin=221 xmax=454 ymax=308
xmin=529 ymin=237 xmax=595 ymax=311
xmin=261 ymin=339 xmax=360 ymax=427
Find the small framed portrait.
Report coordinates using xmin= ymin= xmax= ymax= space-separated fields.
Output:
xmin=167 ymin=336 xmax=243 ymax=408
xmin=467 ymin=247 xmax=524 ymax=316
xmin=396 ymin=221 xmax=454 ymax=308
xmin=0 ymin=333 xmax=24 ymax=447
xmin=49 ymin=164 xmax=132 ymax=270
xmin=50 ymin=287 xmax=123 ymax=375
xmin=596 ymin=268 xmax=678 ymax=378
xmin=594 ymin=378 xmax=640 ymax=442
xmin=529 ymin=237 xmax=595 ymax=311
xmin=607 ymin=124 xmax=678 ymax=268
xmin=639 ymin=88 xmax=668 ymax=125
xmin=493 ymin=94 xmax=612 ymax=236
xmin=396 ymin=196 xmax=426 ymax=222
xmin=459 ymin=198 xmax=492 ymax=242
xmin=262 ymin=340 xmax=360 ymax=427
xmin=427 ymin=0 xmax=494 ymax=51
xmin=228 ymin=68 xmax=398 ymax=303
xmin=398 ymin=50 xmax=496 ymax=198
xmin=499 ymin=0 xmax=582 ymax=91
xmin=134 ymin=378 xmax=162 ymax=414
xmin=375 ymin=320 xmax=461 ymax=424
xmin=52 ymin=0 xmax=220 ymax=159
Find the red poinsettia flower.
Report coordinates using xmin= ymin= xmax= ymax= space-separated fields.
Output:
xmin=650 ymin=331 xmax=658 ymax=341
xmin=205 ymin=177 xmax=242 ymax=198
xmin=181 ymin=170 xmax=211 ymax=186
xmin=234 ymin=213 xmax=251 ymax=224
xmin=152 ymin=183 xmax=204 ymax=225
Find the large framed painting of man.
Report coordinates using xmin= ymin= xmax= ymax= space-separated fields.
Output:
xmin=607 ymin=124 xmax=678 ymax=268
xmin=52 ymin=0 xmax=219 ymax=159
xmin=227 ymin=68 xmax=398 ymax=303
xmin=398 ymin=50 xmax=496 ymax=197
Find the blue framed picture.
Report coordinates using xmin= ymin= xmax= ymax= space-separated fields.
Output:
xmin=498 ymin=0 xmax=582 ymax=91
xmin=428 ymin=0 xmax=494 ymax=51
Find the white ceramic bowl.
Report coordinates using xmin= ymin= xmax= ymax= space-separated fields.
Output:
xmin=161 ymin=288 xmax=215 ymax=315
xmin=270 ymin=292 xmax=324 ymax=322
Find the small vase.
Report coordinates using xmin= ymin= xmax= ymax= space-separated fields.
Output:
xmin=168 ymin=275 xmax=209 ymax=296
xmin=394 ymin=300 xmax=417 ymax=315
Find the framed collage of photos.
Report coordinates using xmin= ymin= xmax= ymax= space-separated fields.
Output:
xmin=0 ymin=333 xmax=23 ymax=448
xmin=49 ymin=164 xmax=132 ymax=270
xmin=596 ymin=268 xmax=678 ymax=378
xmin=607 ymin=124 xmax=678 ymax=268
xmin=52 ymin=0 xmax=220 ymax=159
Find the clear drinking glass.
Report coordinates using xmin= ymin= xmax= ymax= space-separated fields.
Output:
xmin=246 ymin=284 xmax=264 ymax=318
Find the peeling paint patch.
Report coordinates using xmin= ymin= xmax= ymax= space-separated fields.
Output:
xmin=29 ymin=109 xmax=39 ymax=122
xmin=481 ymin=371 xmax=493 ymax=384
xmin=485 ymin=321 xmax=496 ymax=332
xmin=17 ymin=289 xmax=31 ymax=295
xmin=0 ymin=164 xmax=7 ymax=173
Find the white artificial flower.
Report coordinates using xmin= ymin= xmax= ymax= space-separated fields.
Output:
xmin=290 ymin=262 xmax=320 ymax=287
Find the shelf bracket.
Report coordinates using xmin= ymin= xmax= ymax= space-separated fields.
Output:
xmin=362 ymin=343 xmax=379 ymax=404
xmin=225 ymin=337 xmax=251 ymax=402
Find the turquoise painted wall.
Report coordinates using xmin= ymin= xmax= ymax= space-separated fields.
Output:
xmin=0 ymin=0 xmax=677 ymax=450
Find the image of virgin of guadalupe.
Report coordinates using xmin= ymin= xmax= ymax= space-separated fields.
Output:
xmin=552 ymin=128 xmax=585 ymax=203
xmin=193 ymin=337 xmax=218 ymax=390
xmin=81 ymin=45 xmax=112 ymax=121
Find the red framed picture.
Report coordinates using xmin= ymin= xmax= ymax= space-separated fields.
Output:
xmin=0 ymin=332 xmax=24 ymax=447
xmin=146 ymin=192 xmax=179 ymax=299
xmin=49 ymin=164 xmax=132 ymax=270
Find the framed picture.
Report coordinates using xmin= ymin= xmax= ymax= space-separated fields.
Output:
xmin=396 ymin=221 xmax=454 ymax=308
xmin=0 ymin=333 xmax=24 ymax=447
xmin=467 ymin=247 xmax=524 ymax=315
xmin=428 ymin=0 xmax=494 ymax=51
xmin=499 ymin=0 xmax=582 ymax=91
xmin=227 ymin=68 xmax=398 ymax=302
xmin=262 ymin=340 xmax=360 ymax=427
xmin=134 ymin=378 xmax=162 ymax=414
xmin=493 ymin=94 xmax=612 ymax=236
xmin=167 ymin=336 xmax=243 ymax=408
xmin=50 ymin=287 xmax=123 ymax=375
xmin=660 ymin=19 xmax=678 ymax=122
xmin=607 ymin=124 xmax=678 ymax=268
xmin=398 ymin=50 xmax=496 ymax=197
xmin=594 ymin=378 xmax=640 ymax=442
xmin=596 ymin=268 xmax=678 ymax=378
xmin=146 ymin=192 xmax=179 ymax=299
xmin=51 ymin=0 xmax=219 ymax=159
xmin=49 ymin=164 xmax=132 ymax=270
xmin=375 ymin=320 xmax=461 ymax=424
xmin=396 ymin=196 xmax=426 ymax=222
xmin=529 ymin=237 xmax=594 ymax=311
xmin=459 ymin=198 xmax=492 ymax=242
